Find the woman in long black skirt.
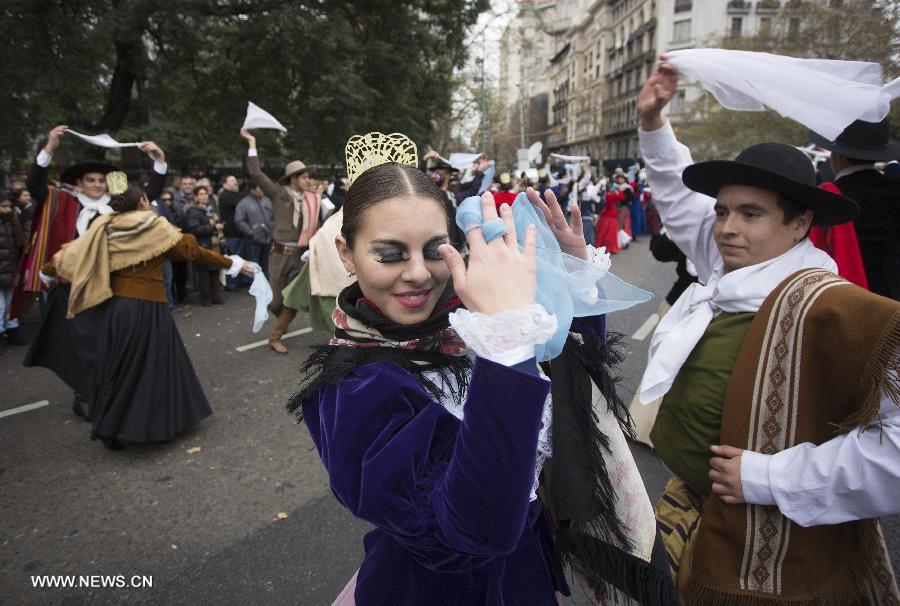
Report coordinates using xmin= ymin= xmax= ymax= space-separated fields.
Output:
xmin=41 ymin=175 xmax=255 ymax=449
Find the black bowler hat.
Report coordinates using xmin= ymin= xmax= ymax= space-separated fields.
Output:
xmin=682 ymin=142 xmax=859 ymax=227
xmin=809 ymin=117 xmax=900 ymax=162
xmin=60 ymin=161 xmax=119 ymax=185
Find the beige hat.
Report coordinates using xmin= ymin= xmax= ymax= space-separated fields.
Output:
xmin=279 ymin=160 xmax=309 ymax=183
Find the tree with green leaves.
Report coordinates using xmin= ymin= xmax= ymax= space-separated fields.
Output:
xmin=0 ymin=0 xmax=488 ymax=174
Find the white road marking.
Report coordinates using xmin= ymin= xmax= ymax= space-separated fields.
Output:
xmin=235 ymin=327 xmax=313 ymax=352
xmin=0 ymin=400 xmax=50 ymax=419
xmin=631 ymin=313 xmax=660 ymax=341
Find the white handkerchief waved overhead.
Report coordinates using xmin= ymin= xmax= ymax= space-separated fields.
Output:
xmin=66 ymin=129 xmax=140 ymax=148
xmin=242 ymin=101 xmax=288 ymax=133
xmin=665 ymin=49 xmax=900 ymax=140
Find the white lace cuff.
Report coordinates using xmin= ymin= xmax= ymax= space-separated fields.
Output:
xmin=247 ymin=148 xmax=258 ymax=157
xmin=449 ymin=304 xmax=557 ymax=367
xmin=585 ymin=244 xmax=612 ymax=273
xmin=225 ymin=255 xmax=245 ymax=277
xmin=564 ymin=245 xmax=613 ymax=304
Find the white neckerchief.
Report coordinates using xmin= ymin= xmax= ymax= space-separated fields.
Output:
xmin=75 ymin=193 xmax=113 ymax=236
xmin=639 ymin=239 xmax=837 ymax=404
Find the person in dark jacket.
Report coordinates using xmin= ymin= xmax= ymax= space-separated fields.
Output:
xmin=12 ymin=189 xmax=33 ymax=238
xmin=182 ymin=186 xmax=224 ymax=306
xmin=811 ymin=117 xmax=900 ymax=300
xmin=218 ymin=175 xmax=246 ymax=289
xmin=234 ymin=180 xmax=273 ymax=278
xmin=0 ymin=196 xmax=27 ymax=345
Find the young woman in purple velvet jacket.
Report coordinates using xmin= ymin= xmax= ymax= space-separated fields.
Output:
xmin=288 ymin=141 xmax=675 ymax=605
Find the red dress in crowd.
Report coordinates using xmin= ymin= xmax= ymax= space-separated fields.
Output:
xmin=595 ymin=192 xmax=621 ymax=253
xmin=491 ymin=190 xmax=518 ymax=213
xmin=808 ymin=182 xmax=869 ymax=289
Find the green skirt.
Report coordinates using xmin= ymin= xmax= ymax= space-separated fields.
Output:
xmin=282 ymin=263 xmax=337 ymax=333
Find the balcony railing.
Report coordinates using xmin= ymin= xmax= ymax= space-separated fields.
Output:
xmin=727 ymin=0 xmax=752 ymax=12
xmin=674 ymin=0 xmax=692 ymax=12
xmin=756 ymin=0 xmax=780 ymax=10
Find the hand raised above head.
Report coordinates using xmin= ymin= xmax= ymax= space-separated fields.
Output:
xmin=637 ymin=59 xmax=679 ymax=131
xmin=438 ymin=192 xmax=536 ymax=317
xmin=45 ymin=125 xmax=68 ymax=154
xmin=138 ymin=141 xmax=165 ymax=163
xmin=240 ymin=128 xmax=257 ymax=148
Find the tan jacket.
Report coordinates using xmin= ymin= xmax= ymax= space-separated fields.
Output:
xmin=246 ymin=155 xmax=302 ymax=245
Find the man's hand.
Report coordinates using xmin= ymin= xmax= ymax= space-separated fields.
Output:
xmin=709 ymin=444 xmax=746 ymax=505
xmin=139 ymin=141 xmax=166 ymax=164
xmin=637 ymin=59 xmax=679 ymax=132
xmin=44 ymin=125 xmax=68 ymax=155
xmin=240 ymin=265 xmax=256 ymax=278
xmin=423 ymin=149 xmax=439 ymax=161
xmin=240 ymin=128 xmax=257 ymax=149
xmin=476 ymin=156 xmax=491 ymax=172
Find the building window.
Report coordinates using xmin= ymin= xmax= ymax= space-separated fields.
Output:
xmin=788 ymin=17 xmax=800 ymax=37
xmin=673 ymin=19 xmax=691 ymax=43
xmin=674 ymin=0 xmax=692 ymax=12
xmin=760 ymin=17 xmax=772 ymax=33
xmin=730 ymin=17 xmax=742 ymax=37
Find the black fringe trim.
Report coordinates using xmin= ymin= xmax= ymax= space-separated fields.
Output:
xmin=543 ymin=332 xmax=676 ymax=606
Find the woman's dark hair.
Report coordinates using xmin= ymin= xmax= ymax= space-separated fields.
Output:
xmin=341 ymin=162 xmax=449 ymax=248
xmin=109 ymin=184 xmax=145 ymax=213
xmin=193 ymin=185 xmax=210 ymax=196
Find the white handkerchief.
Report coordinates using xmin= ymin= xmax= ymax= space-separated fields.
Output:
xmin=242 ymin=101 xmax=288 ymax=133
xmin=447 ymin=153 xmax=482 ymax=172
xmin=550 ymin=152 xmax=591 ymax=162
xmin=66 ymin=129 xmax=140 ymax=148
xmin=246 ymin=262 xmax=273 ymax=333
xmin=665 ymin=49 xmax=895 ymax=140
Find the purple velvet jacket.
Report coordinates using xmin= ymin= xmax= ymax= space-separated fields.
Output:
xmin=302 ymin=356 xmax=566 ymax=605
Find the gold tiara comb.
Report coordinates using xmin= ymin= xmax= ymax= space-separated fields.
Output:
xmin=106 ymin=171 xmax=129 ymax=196
xmin=345 ymin=132 xmax=418 ymax=184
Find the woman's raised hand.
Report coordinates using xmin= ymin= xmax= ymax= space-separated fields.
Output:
xmin=438 ymin=191 xmax=537 ymax=316
xmin=525 ymin=187 xmax=588 ymax=260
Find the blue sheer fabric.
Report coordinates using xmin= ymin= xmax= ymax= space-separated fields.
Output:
xmin=456 ymin=192 xmax=652 ymax=360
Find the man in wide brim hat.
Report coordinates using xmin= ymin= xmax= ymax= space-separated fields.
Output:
xmin=808 ymin=117 xmax=900 ymax=299
xmin=633 ymin=61 xmax=900 ymax=605
xmin=278 ymin=159 xmax=311 ymax=184
xmin=241 ymin=128 xmax=321 ymax=354
xmin=59 ymin=161 xmax=120 ymax=186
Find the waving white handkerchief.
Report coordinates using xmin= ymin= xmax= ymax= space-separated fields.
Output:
xmin=242 ymin=101 xmax=288 ymax=133
xmin=639 ymin=239 xmax=836 ymax=404
xmin=665 ymin=49 xmax=897 ymax=140
xmin=66 ymin=130 xmax=140 ymax=148
xmin=245 ymin=262 xmax=272 ymax=332
xmin=447 ymin=152 xmax=482 ymax=172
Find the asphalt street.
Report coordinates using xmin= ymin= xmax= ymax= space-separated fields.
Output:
xmin=1 ymin=237 xmax=897 ymax=605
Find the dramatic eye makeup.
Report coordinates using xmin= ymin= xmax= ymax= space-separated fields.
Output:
xmin=370 ymin=236 xmax=449 ymax=263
